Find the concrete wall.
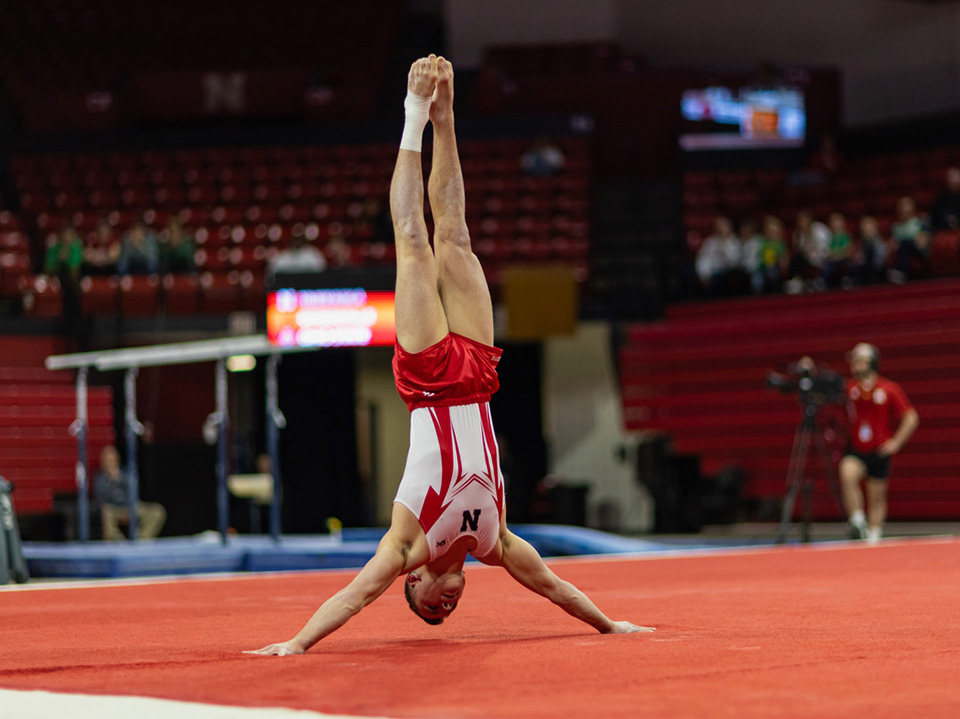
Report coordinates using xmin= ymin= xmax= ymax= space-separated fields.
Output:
xmin=444 ymin=0 xmax=618 ymax=67
xmin=542 ymin=322 xmax=653 ymax=533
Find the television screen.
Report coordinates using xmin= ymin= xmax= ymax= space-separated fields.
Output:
xmin=267 ymin=287 xmax=397 ymax=348
xmin=679 ymin=86 xmax=806 ymax=151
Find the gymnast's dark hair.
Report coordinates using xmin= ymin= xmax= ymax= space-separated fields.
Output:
xmin=404 ymin=574 xmax=444 ymax=626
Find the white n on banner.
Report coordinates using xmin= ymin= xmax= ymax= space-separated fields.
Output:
xmin=201 ymin=72 xmax=248 ymax=114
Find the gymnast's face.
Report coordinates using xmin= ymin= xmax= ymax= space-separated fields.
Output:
xmin=407 ymin=569 xmax=465 ymax=621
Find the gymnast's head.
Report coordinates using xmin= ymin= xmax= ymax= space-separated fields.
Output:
xmin=404 ymin=568 xmax=466 ymax=625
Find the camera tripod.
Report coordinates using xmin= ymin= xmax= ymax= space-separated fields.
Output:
xmin=776 ymin=400 xmax=844 ymax=543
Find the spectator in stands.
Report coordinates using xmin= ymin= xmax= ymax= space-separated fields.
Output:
xmin=850 ymin=215 xmax=891 ymax=285
xmin=324 ymin=234 xmax=354 ymax=270
xmin=889 ymin=196 xmax=929 ymax=283
xmin=520 ymin=136 xmax=566 ymax=177
xmin=117 ymin=220 xmax=160 ymax=275
xmin=738 ymin=219 xmax=763 ymax=292
xmin=94 ymin=445 xmax=166 ymax=541
xmin=44 ymin=223 xmax=83 ymax=279
xmin=266 ymin=228 xmax=327 ymax=283
xmin=785 ymin=209 xmax=830 ymax=293
xmin=695 ymin=215 xmax=741 ymax=296
xmin=791 ymin=134 xmax=843 ymax=187
xmin=752 ymin=215 xmax=787 ymax=293
xmin=929 ymin=166 xmax=960 ymax=233
xmin=159 ymin=217 xmax=196 ymax=273
xmin=840 ymin=343 xmax=918 ymax=543
xmin=807 ymin=134 xmax=842 ymax=176
xmin=354 ymin=198 xmax=390 ymax=243
xmin=43 ymin=223 xmax=84 ymax=347
xmin=82 ymin=219 xmax=120 ymax=276
xmin=821 ymin=211 xmax=853 ymax=288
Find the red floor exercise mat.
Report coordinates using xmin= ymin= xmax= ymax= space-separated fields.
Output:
xmin=1 ymin=539 xmax=959 ymax=719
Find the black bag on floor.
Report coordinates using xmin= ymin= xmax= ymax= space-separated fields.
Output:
xmin=0 ymin=477 xmax=29 ymax=585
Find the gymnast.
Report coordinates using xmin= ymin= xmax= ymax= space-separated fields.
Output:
xmin=249 ymin=56 xmax=652 ymax=655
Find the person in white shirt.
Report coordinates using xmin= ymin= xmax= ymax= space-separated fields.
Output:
xmin=785 ymin=210 xmax=830 ymax=294
xmin=267 ymin=230 xmax=327 ymax=282
xmin=695 ymin=216 xmax=742 ymax=296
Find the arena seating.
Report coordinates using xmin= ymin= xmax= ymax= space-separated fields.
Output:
xmin=8 ymin=136 xmax=592 ymax=315
xmin=619 ymin=278 xmax=960 ymax=521
xmin=0 ymin=211 xmax=32 ymax=300
xmin=0 ymin=0 xmax=402 ymax=131
xmin=682 ymin=145 xmax=960 ymax=277
xmin=0 ymin=337 xmax=114 ymax=516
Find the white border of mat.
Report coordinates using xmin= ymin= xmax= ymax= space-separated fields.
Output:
xmin=0 ymin=689 xmax=401 ymax=719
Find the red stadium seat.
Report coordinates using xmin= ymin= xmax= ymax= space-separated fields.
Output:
xmin=119 ymin=274 xmax=161 ymax=315
xmin=80 ymin=275 xmax=119 ymax=315
xmin=23 ymin=276 xmax=62 ymax=317
xmin=162 ymin=273 xmax=201 ymax=314
xmin=200 ymin=271 xmax=240 ymax=313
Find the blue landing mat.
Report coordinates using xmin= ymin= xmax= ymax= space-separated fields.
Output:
xmin=20 ymin=525 xmax=772 ymax=579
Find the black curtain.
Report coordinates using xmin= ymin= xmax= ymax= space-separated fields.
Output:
xmin=490 ymin=341 xmax=547 ymax=523
xmin=278 ymin=350 xmax=364 ymax=531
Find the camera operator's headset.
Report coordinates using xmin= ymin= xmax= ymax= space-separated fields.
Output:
xmin=851 ymin=342 xmax=880 ymax=372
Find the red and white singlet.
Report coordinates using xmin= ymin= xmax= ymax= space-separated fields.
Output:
xmin=393 ymin=333 xmax=505 ymax=562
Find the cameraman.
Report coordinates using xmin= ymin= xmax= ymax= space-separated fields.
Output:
xmin=840 ymin=343 xmax=919 ymax=542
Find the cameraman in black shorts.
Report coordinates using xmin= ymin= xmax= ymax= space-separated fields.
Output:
xmin=839 ymin=343 xmax=919 ymax=542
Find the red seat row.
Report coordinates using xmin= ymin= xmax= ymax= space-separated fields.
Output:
xmin=619 ymin=278 xmax=960 ymax=520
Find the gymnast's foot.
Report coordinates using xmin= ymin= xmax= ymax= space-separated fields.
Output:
xmin=429 ymin=56 xmax=454 ymax=127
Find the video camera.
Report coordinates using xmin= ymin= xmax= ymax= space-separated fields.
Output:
xmin=766 ymin=361 xmax=844 ymax=405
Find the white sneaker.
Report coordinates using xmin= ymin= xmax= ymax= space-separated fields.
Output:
xmin=847 ymin=521 xmax=867 ymax=540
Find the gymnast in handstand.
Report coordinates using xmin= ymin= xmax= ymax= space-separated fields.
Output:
xmin=249 ymin=56 xmax=652 ymax=655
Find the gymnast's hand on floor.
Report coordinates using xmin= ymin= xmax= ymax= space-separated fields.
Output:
xmin=244 ymin=640 xmax=306 ymax=656
xmin=605 ymin=621 xmax=655 ymax=634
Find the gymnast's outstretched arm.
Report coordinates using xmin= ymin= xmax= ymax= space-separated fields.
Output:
xmin=246 ymin=531 xmax=409 ymax=655
xmin=494 ymin=527 xmax=655 ymax=634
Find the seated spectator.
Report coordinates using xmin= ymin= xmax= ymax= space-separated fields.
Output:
xmin=890 ymin=196 xmax=929 ymax=283
xmin=82 ymin=219 xmax=120 ymax=276
xmin=159 ymin=217 xmax=196 ymax=273
xmin=790 ymin=134 xmax=843 ymax=187
xmin=324 ymin=234 xmax=354 ymax=271
xmin=94 ymin=445 xmax=166 ymax=541
xmin=118 ymin=220 xmax=160 ymax=275
xmin=267 ymin=228 xmax=327 ymax=283
xmin=354 ymin=198 xmax=390 ymax=243
xmin=520 ymin=136 xmax=566 ymax=177
xmin=695 ymin=216 xmax=741 ymax=296
xmin=752 ymin=215 xmax=788 ymax=293
xmin=44 ymin=223 xmax=84 ymax=345
xmin=929 ymin=167 xmax=960 ymax=233
xmin=850 ymin=215 xmax=891 ymax=285
xmin=785 ymin=210 xmax=830 ymax=293
xmin=821 ymin=211 xmax=853 ymax=288
xmin=739 ymin=219 xmax=763 ymax=291
xmin=44 ymin=223 xmax=83 ymax=279
xmin=807 ymin=134 xmax=842 ymax=176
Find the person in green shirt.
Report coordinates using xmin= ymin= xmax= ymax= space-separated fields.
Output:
xmin=44 ymin=223 xmax=84 ymax=278
xmin=822 ymin=211 xmax=853 ymax=288
xmin=751 ymin=215 xmax=787 ymax=293
xmin=159 ymin=217 xmax=196 ymax=274
xmin=42 ymin=223 xmax=85 ymax=348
